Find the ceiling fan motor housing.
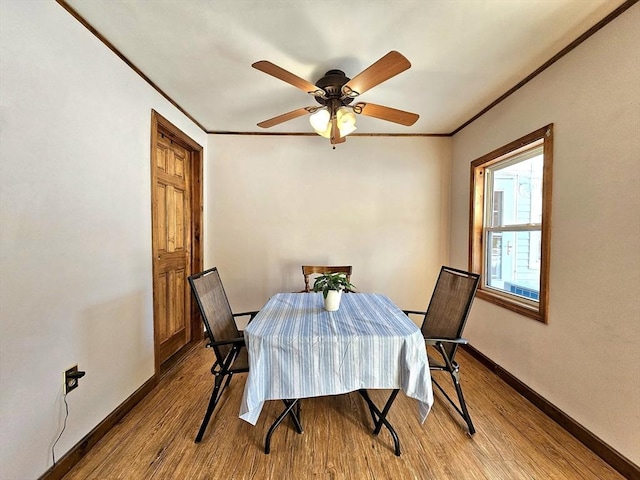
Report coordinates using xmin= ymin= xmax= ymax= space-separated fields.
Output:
xmin=314 ymin=69 xmax=353 ymax=106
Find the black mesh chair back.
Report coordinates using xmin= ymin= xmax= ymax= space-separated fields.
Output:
xmin=406 ymin=266 xmax=480 ymax=435
xmin=188 ymin=267 xmax=254 ymax=442
xmin=190 ymin=267 xmax=241 ymax=363
xmin=421 ymin=266 xmax=480 ymax=361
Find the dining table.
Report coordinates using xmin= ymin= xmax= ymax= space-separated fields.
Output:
xmin=239 ymin=292 xmax=433 ymax=455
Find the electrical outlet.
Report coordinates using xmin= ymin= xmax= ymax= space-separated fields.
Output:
xmin=64 ymin=365 xmax=82 ymax=394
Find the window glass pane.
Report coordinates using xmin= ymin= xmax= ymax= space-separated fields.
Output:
xmin=487 ymin=148 xmax=543 ymax=227
xmin=485 ymin=230 xmax=541 ymax=301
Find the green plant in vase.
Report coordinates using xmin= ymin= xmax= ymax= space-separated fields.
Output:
xmin=312 ymin=273 xmax=356 ymax=311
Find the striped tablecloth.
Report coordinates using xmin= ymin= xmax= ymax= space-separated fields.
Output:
xmin=239 ymin=292 xmax=433 ymax=425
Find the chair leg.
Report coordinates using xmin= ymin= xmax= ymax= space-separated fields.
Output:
xmin=434 ymin=343 xmax=475 ymax=435
xmin=450 ymin=368 xmax=475 ymax=435
xmin=195 ymin=373 xmax=226 ymax=443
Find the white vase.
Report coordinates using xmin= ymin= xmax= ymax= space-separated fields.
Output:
xmin=324 ymin=290 xmax=342 ymax=311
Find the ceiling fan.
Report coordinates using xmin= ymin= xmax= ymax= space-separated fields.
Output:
xmin=252 ymin=51 xmax=419 ymax=147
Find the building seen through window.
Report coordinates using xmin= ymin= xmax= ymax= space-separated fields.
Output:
xmin=485 ymin=148 xmax=543 ymax=301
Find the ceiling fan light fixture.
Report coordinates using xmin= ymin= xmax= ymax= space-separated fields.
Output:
xmin=309 ymin=108 xmax=330 ymax=134
xmin=336 ymin=107 xmax=357 ymax=137
xmin=317 ymin=125 xmax=333 ymax=138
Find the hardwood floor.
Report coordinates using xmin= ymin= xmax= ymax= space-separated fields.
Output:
xmin=62 ymin=343 xmax=622 ymax=479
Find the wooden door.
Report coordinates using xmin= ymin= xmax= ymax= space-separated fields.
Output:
xmin=151 ymin=129 xmax=194 ymax=367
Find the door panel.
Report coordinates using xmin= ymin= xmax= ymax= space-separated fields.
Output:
xmin=152 ymin=133 xmax=192 ymax=365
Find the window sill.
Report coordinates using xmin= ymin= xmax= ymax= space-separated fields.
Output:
xmin=476 ymin=289 xmax=547 ymax=323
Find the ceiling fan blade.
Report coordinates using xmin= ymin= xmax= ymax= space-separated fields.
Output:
xmin=329 ymin=117 xmax=346 ymax=145
xmin=257 ymin=107 xmax=312 ymax=128
xmin=355 ymin=102 xmax=419 ymax=126
xmin=252 ymin=61 xmax=322 ymax=95
xmin=342 ymin=51 xmax=411 ymax=97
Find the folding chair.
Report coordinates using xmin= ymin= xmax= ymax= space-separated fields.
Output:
xmin=405 ymin=266 xmax=480 ymax=434
xmin=188 ymin=267 xmax=258 ymax=442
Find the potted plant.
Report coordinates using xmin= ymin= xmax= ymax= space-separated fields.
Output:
xmin=312 ymin=272 xmax=356 ymax=311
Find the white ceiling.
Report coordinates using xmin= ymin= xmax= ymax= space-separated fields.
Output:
xmin=63 ymin=0 xmax=627 ymax=135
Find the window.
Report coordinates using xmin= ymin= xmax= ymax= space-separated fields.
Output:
xmin=470 ymin=125 xmax=553 ymax=323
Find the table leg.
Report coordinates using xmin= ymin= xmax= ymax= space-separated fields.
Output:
xmin=357 ymin=389 xmax=401 ymax=456
xmin=264 ymin=399 xmax=303 ymax=454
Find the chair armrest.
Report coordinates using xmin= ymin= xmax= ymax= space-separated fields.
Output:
xmin=424 ymin=337 xmax=469 ymax=346
xmin=208 ymin=337 xmax=245 ymax=348
xmin=403 ymin=309 xmax=426 ymax=316
xmin=233 ymin=311 xmax=259 ymax=324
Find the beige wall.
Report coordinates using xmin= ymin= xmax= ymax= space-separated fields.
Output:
xmin=450 ymin=5 xmax=640 ymax=464
xmin=206 ymin=135 xmax=452 ymax=323
xmin=0 ymin=3 xmax=207 ymax=479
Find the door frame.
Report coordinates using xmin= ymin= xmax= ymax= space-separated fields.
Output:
xmin=150 ymin=110 xmax=204 ymax=377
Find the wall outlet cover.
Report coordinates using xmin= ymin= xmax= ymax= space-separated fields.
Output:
xmin=64 ymin=365 xmax=79 ymax=394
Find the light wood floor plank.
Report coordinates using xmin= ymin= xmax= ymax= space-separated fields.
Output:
xmin=62 ymin=343 xmax=623 ymax=479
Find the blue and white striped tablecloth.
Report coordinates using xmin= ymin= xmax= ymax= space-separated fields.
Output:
xmin=239 ymin=292 xmax=433 ymax=425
